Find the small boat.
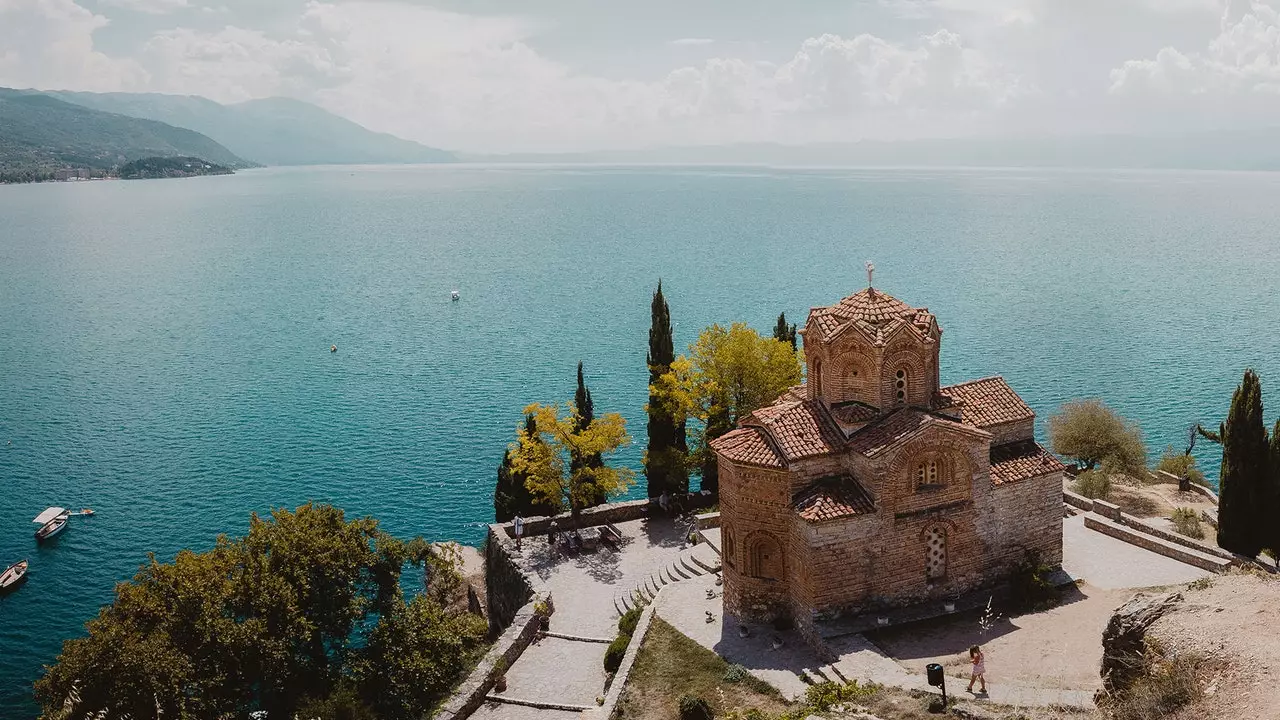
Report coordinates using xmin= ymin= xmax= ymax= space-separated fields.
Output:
xmin=33 ymin=507 xmax=70 ymax=542
xmin=331 ymin=345 xmax=338 ymax=353
xmin=0 ymin=560 xmax=28 ymax=593
xmin=450 ymin=290 xmax=460 ymax=301
xmin=78 ymin=508 xmax=95 ymax=516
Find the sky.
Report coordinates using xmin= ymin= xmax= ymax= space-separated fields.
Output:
xmin=2 ymin=0 xmax=1280 ymax=151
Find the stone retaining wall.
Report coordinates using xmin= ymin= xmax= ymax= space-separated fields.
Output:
xmin=588 ymin=603 xmax=657 ymax=720
xmin=485 ymin=526 xmax=536 ymax=635
xmin=493 ymin=493 xmax=717 ymax=540
xmin=1083 ymin=515 xmax=1231 ymax=573
xmin=1116 ymin=515 xmax=1237 ymax=564
xmin=436 ymin=597 xmax=550 ymax=720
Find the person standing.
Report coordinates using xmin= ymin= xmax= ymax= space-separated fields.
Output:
xmin=513 ymin=514 xmax=524 ymax=551
xmin=659 ymin=490 xmax=671 ymax=516
xmin=966 ymin=645 xmax=987 ymax=694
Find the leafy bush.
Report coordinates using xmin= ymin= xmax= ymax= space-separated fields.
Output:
xmin=1073 ymin=470 xmax=1112 ymax=499
xmin=618 ymin=607 xmax=643 ymax=636
xmin=1156 ymin=447 xmax=1208 ymax=487
xmin=1171 ymin=507 xmax=1205 ymax=539
xmin=604 ymin=634 xmax=631 ymax=674
xmin=801 ymin=681 xmax=877 ymax=713
xmin=722 ymin=664 xmax=749 ymax=683
xmin=1010 ymin=553 xmax=1058 ymax=612
xmin=678 ymin=694 xmax=714 ymax=720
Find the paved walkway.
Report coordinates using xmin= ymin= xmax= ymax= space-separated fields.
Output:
xmin=1060 ymin=515 xmax=1211 ymax=589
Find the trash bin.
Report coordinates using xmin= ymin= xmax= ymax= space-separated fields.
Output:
xmin=926 ymin=663 xmax=945 ymax=688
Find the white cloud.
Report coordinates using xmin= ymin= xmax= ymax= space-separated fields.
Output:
xmin=669 ymin=38 xmax=714 ymax=46
xmin=141 ymin=24 xmax=340 ymax=103
xmin=0 ymin=0 xmax=147 ymax=91
xmin=99 ymin=0 xmax=188 ymax=15
xmin=1110 ymin=1 xmax=1280 ymax=98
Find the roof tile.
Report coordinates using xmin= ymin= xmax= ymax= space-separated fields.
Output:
xmin=989 ymin=440 xmax=1067 ymax=485
xmin=745 ymin=399 xmax=843 ymax=461
xmin=792 ymin=475 xmax=876 ymax=522
xmin=806 ymin=288 xmax=938 ymax=346
xmin=938 ymin=377 xmax=1035 ymax=428
xmin=711 ymin=427 xmax=785 ymax=468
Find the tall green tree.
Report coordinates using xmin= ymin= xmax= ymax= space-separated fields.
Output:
xmin=651 ymin=322 xmax=804 ymax=494
xmin=495 ymin=414 xmax=557 ymax=520
xmin=512 ymin=402 xmax=636 ymax=517
xmin=773 ymin=312 xmax=797 ymax=351
xmin=1203 ymin=369 xmax=1270 ymax=557
xmin=35 ymin=504 xmax=485 ymax=720
xmin=645 ymin=281 xmax=689 ymax=498
xmin=573 ymin=361 xmax=608 ymax=508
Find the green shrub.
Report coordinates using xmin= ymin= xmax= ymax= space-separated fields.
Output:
xmin=801 ymin=681 xmax=877 ymax=713
xmin=678 ymin=694 xmax=713 ymax=720
xmin=1073 ymin=470 xmax=1112 ymax=499
xmin=604 ymin=634 xmax=631 ymax=673
xmin=723 ymin=664 xmax=748 ymax=683
xmin=742 ymin=709 xmax=767 ymax=720
xmin=1171 ymin=507 xmax=1204 ymax=539
xmin=1156 ymin=447 xmax=1207 ymax=487
xmin=618 ymin=607 xmax=643 ymax=636
xmin=1010 ymin=553 xmax=1058 ymax=612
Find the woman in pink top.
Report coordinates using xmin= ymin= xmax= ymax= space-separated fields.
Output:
xmin=967 ymin=645 xmax=987 ymax=693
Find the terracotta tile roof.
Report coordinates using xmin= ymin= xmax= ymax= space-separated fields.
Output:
xmin=781 ymin=384 xmax=808 ymax=403
xmin=989 ymin=440 xmax=1067 ymax=485
xmin=846 ymin=408 xmax=983 ymax=458
xmin=711 ymin=427 xmax=784 ymax=469
xmin=830 ymin=401 xmax=880 ymax=425
xmin=745 ymin=399 xmax=843 ymax=461
xmin=792 ymin=475 xmax=876 ymax=522
xmin=805 ymin=288 xmax=938 ymax=346
xmin=938 ymin=377 xmax=1035 ymax=428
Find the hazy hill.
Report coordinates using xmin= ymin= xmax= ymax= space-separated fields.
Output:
xmin=53 ymin=92 xmax=455 ymax=167
xmin=0 ymin=88 xmax=251 ymax=178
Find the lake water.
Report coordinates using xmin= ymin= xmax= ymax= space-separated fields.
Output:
xmin=3 ymin=164 xmax=1280 ymax=713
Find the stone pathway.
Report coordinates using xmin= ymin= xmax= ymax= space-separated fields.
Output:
xmin=1061 ymin=515 xmax=1211 ymax=589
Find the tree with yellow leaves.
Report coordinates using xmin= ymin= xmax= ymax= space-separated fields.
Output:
xmin=511 ymin=402 xmax=636 ymax=517
xmin=650 ymin=322 xmax=803 ymax=492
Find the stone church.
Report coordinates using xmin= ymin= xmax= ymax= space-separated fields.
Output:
xmin=711 ymin=281 xmax=1064 ymax=636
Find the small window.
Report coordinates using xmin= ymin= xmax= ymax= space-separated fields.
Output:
xmin=895 ymin=369 xmax=907 ymax=403
xmin=916 ymin=458 xmax=945 ymax=490
xmin=926 ymin=527 xmax=947 ymax=581
xmin=814 ymin=360 xmax=824 ymax=397
xmin=915 ymin=463 xmax=926 ymax=487
xmin=927 ymin=460 xmax=938 ymax=484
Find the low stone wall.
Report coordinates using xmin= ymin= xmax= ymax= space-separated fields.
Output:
xmin=1084 ymin=515 xmax=1232 ymax=573
xmin=493 ymin=492 xmax=717 ymax=539
xmin=695 ymin=511 xmax=721 ymax=530
xmin=1116 ymin=515 xmax=1237 ymax=564
xmin=588 ymin=602 xmax=658 ymax=720
xmin=1063 ymin=489 xmax=1094 ymax=512
xmin=1092 ymin=499 xmax=1122 ymax=521
xmin=436 ymin=597 xmax=550 ymax=720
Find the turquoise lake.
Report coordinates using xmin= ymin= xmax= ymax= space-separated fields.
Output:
xmin=3 ymin=165 xmax=1280 ymax=713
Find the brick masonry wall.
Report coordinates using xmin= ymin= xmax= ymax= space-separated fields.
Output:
xmin=720 ymin=460 xmax=795 ymax=621
xmin=988 ymin=472 xmax=1065 ymax=570
xmin=986 ymin=418 xmax=1034 ymax=445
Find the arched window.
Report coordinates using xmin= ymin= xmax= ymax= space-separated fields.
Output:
xmin=915 ymin=458 xmax=944 ymax=489
xmin=895 ymin=368 xmax=908 ymax=404
xmin=925 ymin=526 xmax=947 ymax=581
xmin=814 ymin=360 xmax=824 ymax=397
xmin=747 ymin=533 xmax=783 ymax=581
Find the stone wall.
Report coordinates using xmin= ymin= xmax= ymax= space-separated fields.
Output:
xmin=719 ymin=461 xmax=795 ymax=621
xmin=986 ymin=418 xmax=1034 ymax=446
xmin=493 ymin=494 xmax=716 ymax=541
xmin=435 ymin=597 xmax=548 ymax=720
xmin=485 ymin=525 xmax=536 ymax=636
xmin=989 ymin=472 xmax=1065 ymax=569
xmin=588 ymin=603 xmax=658 ymax=720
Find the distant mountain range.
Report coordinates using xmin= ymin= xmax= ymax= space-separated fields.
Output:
xmin=52 ymin=92 xmax=455 ymax=167
xmin=0 ymin=88 xmax=252 ymax=179
xmin=464 ymin=131 xmax=1280 ymax=171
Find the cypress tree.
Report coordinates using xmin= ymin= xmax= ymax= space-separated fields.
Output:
xmin=573 ymin=362 xmax=608 ymax=508
xmin=1217 ymin=369 xmax=1269 ymax=557
xmin=495 ymin=413 xmax=556 ymax=520
xmin=645 ymin=281 xmax=689 ymax=497
xmin=773 ymin=312 xmax=797 ymax=351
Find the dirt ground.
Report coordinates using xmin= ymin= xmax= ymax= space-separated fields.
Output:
xmin=1064 ymin=476 xmax=1215 ymax=523
xmin=868 ymin=583 xmax=1131 ymax=694
xmin=1142 ymin=573 xmax=1280 ymax=720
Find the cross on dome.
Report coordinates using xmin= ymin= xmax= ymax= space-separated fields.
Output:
xmin=865 ymin=261 xmax=875 ymax=288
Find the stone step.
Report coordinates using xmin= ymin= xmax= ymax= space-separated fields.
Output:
xmin=825 ymin=664 xmax=849 ymax=684
xmin=680 ymin=553 xmax=705 ymax=576
xmin=669 ymin=559 xmax=693 ymax=580
xmin=485 ymin=694 xmax=594 ymax=712
xmin=690 ymin=545 xmax=721 ymax=574
xmin=1084 ymin=514 xmax=1233 ymax=573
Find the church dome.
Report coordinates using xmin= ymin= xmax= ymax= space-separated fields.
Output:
xmin=805 ymin=287 xmax=937 ymax=346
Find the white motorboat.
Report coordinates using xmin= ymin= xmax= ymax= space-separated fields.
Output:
xmin=33 ymin=507 xmax=70 ymax=542
xmin=0 ymin=560 xmax=28 ymax=593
